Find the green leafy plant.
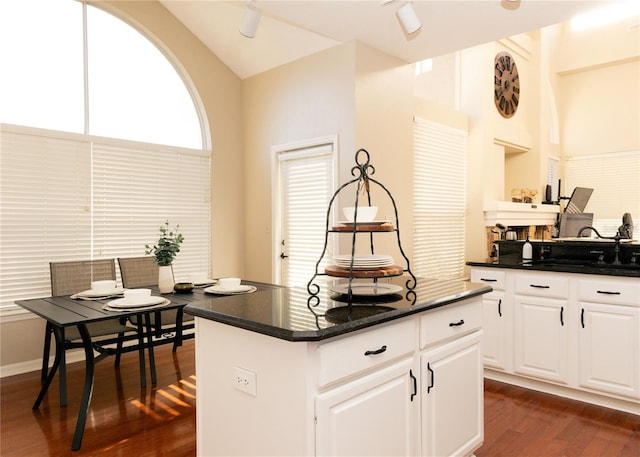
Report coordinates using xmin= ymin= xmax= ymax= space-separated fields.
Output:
xmin=145 ymin=221 xmax=185 ymax=266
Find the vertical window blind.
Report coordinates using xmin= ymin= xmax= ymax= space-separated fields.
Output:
xmin=563 ymin=150 xmax=640 ymax=237
xmin=413 ymin=117 xmax=467 ymax=279
xmin=0 ymin=125 xmax=210 ymax=316
xmin=279 ymin=146 xmax=335 ymax=288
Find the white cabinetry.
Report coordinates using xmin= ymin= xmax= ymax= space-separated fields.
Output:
xmin=194 ymin=296 xmax=484 ymax=456
xmin=470 ymin=266 xmax=640 ymax=413
xmin=419 ymin=299 xmax=483 ymax=457
xmin=576 ymin=277 xmax=640 ymax=399
xmin=420 ymin=332 xmax=483 ymax=457
xmin=471 ymin=269 xmax=508 ymax=371
xmin=316 ymin=318 xmax=418 ymax=457
xmin=513 ymin=273 xmax=569 ymax=384
xmin=316 ymin=357 xmax=417 ymax=457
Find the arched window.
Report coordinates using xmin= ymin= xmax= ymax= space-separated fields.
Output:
xmin=0 ymin=0 xmax=210 ymax=315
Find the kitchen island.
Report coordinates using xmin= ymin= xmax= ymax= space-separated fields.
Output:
xmin=185 ymin=277 xmax=491 ymax=456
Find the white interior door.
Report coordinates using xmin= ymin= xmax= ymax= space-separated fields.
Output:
xmin=275 ymin=138 xmax=336 ymax=287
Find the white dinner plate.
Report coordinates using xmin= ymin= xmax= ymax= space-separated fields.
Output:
xmin=338 ymin=220 xmax=388 ymax=226
xmin=77 ymin=287 xmax=126 ymax=298
xmin=334 ymin=254 xmax=394 ymax=269
xmin=204 ymin=285 xmax=257 ymax=295
xmin=107 ymin=296 xmax=165 ymax=308
xmin=334 ymin=254 xmax=393 ymax=262
xmin=330 ymin=283 xmax=403 ymax=296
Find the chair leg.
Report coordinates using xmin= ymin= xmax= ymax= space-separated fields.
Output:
xmin=41 ymin=323 xmax=53 ymax=383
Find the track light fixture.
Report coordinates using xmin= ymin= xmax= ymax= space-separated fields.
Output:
xmin=239 ymin=2 xmax=261 ymax=38
xmin=396 ymin=2 xmax=422 ymax=35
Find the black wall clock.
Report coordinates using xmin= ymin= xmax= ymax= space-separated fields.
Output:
xmin=494 ymin=51 xmax=520 ymax=118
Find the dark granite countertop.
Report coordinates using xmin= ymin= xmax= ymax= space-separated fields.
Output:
xmin=468 ymin=238 xmax=640 ymax=278
xmin=467 ymin=259 xmax=640 ymax=277
xmin=184 ymin=276 xmax=491 ymax=342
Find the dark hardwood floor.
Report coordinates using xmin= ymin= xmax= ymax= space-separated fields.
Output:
xmin=1 ymin=339 xmax=638 ymax=456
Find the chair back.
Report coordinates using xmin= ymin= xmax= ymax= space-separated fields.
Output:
xmin=118 ymin=256 xmax=159 ymax=288
xmin=50 ymin=259 xmax=117 ymax=296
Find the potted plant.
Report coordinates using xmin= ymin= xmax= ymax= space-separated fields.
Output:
xmin=145 ymin=221 xmax=184 ymax=293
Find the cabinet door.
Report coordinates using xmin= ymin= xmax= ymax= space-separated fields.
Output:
xmin=514 ymin=295 xmax=568 ymax=383
xmin=481 ymin=291 xmax=507 ymax=371
xmin=578 ymin=302 xmax=640 ymax=399
xmin=421 ymin=331 xmax=483 ymax=457
xmin=316 ymin=357 xmax=418 ymax=457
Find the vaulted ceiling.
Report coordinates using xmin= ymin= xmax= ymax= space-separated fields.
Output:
xmin=159 ymin=0 xmax=611 ymax=79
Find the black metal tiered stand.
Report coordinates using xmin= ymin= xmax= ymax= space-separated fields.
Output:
xmin=306 ymin=149 xmax=416 ymax=322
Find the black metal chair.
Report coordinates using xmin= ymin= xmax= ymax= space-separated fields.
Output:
xmin=118 ymin=256 xmax=194 ymax=351
xmin=45 ymin=259 xmax=141 ymax=405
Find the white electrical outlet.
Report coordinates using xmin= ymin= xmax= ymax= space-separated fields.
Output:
xmin=233 ymin=366 xmax=257 ymax=396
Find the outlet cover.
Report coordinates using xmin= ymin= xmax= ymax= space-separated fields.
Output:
xmin=233 ymin=366 xmax=257 ymax=396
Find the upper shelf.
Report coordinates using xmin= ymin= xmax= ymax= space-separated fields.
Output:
xmin=484 ymin=201 xmax=560 ymax=227
xmin=331 ymin=223 xmax=395 ymax=232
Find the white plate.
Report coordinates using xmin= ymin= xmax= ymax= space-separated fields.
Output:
xmin=334 ymin=254 xmax=394 ymax=269
xmin=77 ymin=287 xmax=126 ymax=298
xmin=107 ymin=296 xmax=165 ymax=308
xmin=334 ymin=254 xmax=393 ymax=262
xmin=204 ymin=285 xmax=257 ymax=295
xmin=338 ymin=220 xmax=387 ymax=226
xmin=330 ymin=283 xmax=403 ymax=296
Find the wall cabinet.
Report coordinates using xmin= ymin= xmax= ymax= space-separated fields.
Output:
xmin=471 ymin=267 xmax=640 ymax=413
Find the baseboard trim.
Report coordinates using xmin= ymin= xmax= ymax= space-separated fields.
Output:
xmin=484 ymin=369 xmax=640 ymax=415
xmin=1 ymin=349 xmax=85 ymax=379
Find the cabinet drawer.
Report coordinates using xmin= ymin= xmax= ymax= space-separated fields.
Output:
xmin=577 ymin=277 xmax=640 ymax=306
xmin=515 ymin=272 xmax=569 ymax=299
xmin=471 ymin=268 xmax=506 ymax=291
xmin=420 ymin=299 xmax=482 ymax=349
xmin=318 ymin=319 xmax=415 ymax=387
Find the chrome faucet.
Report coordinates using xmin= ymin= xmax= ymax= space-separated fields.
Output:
xmin=577 ymin=226 xmax=622 ymax=265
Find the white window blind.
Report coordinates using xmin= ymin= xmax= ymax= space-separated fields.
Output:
xmin=92 ymin=141 xmax=210 ymax=280
xmin=563 ymin=151 xmax=640 ymax=238
xmin=279 ymin=146 xmax=335 ymax=287
xmin=413 ymin=117 xmax=467 ymax=279
xmin=1 ymin=127 xmax=92 ymax=310
xmin=0 ymin=125 xmax=210 ymax=315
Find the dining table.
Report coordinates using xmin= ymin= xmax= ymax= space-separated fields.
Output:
xmin=15 ymin=282 xmax=274 ymax=451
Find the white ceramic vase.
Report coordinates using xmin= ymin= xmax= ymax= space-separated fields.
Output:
xmin=158 ymin=265 xmax=175 ymax=293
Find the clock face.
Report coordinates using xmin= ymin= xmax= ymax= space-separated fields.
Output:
xmin=494 ymin=51 xmax=520 ymax=118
